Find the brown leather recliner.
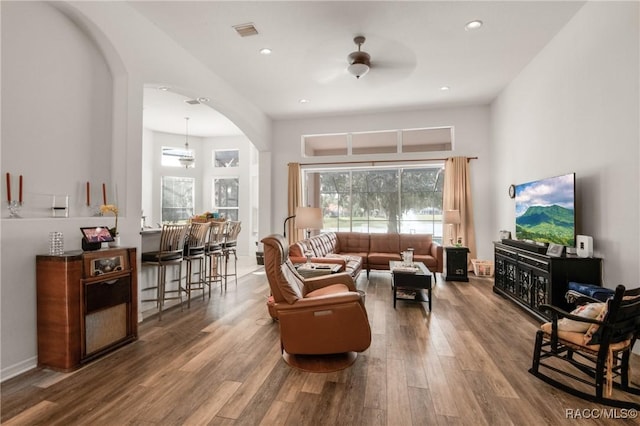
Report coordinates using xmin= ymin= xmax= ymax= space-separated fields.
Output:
xmin=261 ymin=234 xmax=371 ymax=356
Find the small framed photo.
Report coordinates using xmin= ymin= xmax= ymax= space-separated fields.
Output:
xmin=499 ymin=230 xmax=511 ymax=240
xmin=546 ymin=243 xmax=565 ymax=257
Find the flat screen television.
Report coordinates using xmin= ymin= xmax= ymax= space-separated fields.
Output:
xmin=515 ymin=173 xmax=576 ymax=247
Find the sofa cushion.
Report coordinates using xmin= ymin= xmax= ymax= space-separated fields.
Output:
xmin=336 ymin=232 xmax=370 ymax=254
xmin=368 ymin=252 xmax=402 ymax=268
xmin=325 ymin=253 xmax=363 ymax=276
xmin=307 ymin=232 xmax=337 ymax=257
xmin=305 ymin=283 xmax=350 ymax=298
xmin=290 ymin=233 xmax=336 ymax=259
xmin=370 ymin=233 xmax=400 ymax=253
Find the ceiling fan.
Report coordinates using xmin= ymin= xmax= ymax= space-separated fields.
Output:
xmin=347 ymin=36 xmax=371 ymax=79
xmin=309 ymin=34 xmax=415 ymax=84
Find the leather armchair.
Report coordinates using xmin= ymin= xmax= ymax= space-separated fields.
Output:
xmin=261 ymin=234 xmax=371 ymax=356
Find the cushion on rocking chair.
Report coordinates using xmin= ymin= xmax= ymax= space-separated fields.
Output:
xmin=540 ymin=322 xmax=631 ymax=352
xmin=553 ymin=302 xmax=605 ymax=333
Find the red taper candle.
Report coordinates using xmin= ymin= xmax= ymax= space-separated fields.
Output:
xmin=6 ymin=173 xmax=11 ymax=203
xmin=102 ymin=183 xmax=107 ymax=205
xmin=86 ymin=181 xmax=91 ymax=206
xmin=19 ymin=175 xmax=23 ymax=204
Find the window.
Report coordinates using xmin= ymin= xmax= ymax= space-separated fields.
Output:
xmin=214 ymin=149 xmax=239 ymax=167
xmin=213 ymin=178 xmax=239 ymax=220
xmin=161 ymin=147 xmax=193 ymax=167
xmin=302 ymin=127 xmax=453 ymax=158
xmin=305 ymin=166 xmax=444 ymax=243
xmin=161 ymin=177 xmax=194 ymax=223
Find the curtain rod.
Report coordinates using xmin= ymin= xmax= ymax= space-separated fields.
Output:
xmin=295 ymin=156 xmax=478 ymax=167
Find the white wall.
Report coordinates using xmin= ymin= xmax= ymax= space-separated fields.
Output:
xmin=491 ymin=1 xmax=639 ymax=287
xmin=0 ymin=1 xmax=270 ymax=380
xmin=271 ymin=105 xmax=494 ymax=260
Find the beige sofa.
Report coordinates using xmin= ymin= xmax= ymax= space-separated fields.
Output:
xmin=288 ymin=231 xmax=443 ymax=278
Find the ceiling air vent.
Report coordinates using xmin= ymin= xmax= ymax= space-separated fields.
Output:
xmin=184 ymin=99 xmax=201 ymax=105
xmin=233 ymin=22 xmax=258 ymax=37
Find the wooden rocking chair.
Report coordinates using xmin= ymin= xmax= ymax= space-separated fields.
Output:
xmin=529 ymin=284 xmax=640 ymax=409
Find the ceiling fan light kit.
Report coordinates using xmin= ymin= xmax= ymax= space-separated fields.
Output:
xmin=347 ymin=36 xmax=371 ymax=79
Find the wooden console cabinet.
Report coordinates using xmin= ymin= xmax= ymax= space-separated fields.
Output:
xmin=493 ymin=242 xmax=602 ymax=321
xmin=36 ymin=247 xmax=138 ymax=371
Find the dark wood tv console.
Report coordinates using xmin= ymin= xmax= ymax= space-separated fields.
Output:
xmin=493 ymin=241 xmax=602 ymax=321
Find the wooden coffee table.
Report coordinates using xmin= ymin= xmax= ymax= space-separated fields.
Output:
xmin=390 ymin=261 xmax=432 ymax=310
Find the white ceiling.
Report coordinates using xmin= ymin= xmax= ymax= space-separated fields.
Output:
xmin=134 ymin=1 xmax=585 ymax=137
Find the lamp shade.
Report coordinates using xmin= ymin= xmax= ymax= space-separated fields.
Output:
xmin=443 ymin=209 xmax=461 ymax=225
xmin=295 ymin=207 xmax=323 ymax=230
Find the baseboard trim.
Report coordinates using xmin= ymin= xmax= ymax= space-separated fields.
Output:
xmin=1 ymin=356 xmax=37 ymax=383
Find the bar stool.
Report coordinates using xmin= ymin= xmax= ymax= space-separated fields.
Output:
xmin=182 ymin=222 xmax=211 ymax=307
xmin=222 ymin=220 xmax=241 ymax=289
xmin=141 ymin=224 xmax=188 ymax=320
xmin=205 ymin=221 xmax=225 ymax=291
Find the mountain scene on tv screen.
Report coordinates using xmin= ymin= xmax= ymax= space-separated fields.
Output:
xmin=516 ymin=204 xmax=574 ymax=246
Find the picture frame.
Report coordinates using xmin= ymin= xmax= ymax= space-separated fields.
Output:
xmin=499 ymin=230 xmax=511 ymax=240
xmin=546 ymin=243 xmax=565 ymax=257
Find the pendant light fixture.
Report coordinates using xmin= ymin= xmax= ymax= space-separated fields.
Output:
xmin=179 ymin=117 xmax=195 ymax=168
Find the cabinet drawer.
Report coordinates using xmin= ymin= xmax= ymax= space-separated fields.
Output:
xmin=518 ymin=253 xmax=549 ymax=271
xmin=85 ymin=277 xmax=131 ymax=313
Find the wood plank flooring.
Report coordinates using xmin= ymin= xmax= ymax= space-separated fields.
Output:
xmin=2 ymin=269 xmax=639 ymax=425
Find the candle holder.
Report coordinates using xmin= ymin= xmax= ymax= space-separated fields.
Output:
xmin=51 ymin=195 xmax=69 ymax=218
xmin=8 ymin=200 xmax=22 ymax=218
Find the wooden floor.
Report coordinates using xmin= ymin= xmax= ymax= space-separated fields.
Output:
xmin=2 ymin=269 xmax=639 ymax=425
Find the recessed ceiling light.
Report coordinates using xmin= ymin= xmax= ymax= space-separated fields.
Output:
xmin=440 ymin=86 xmax=450 ymax=91
xmin=197 ymin=97 xmax=210 ymax=103
xmin=465 ymin=20 xmax=483 ymax=31
xmin=158 ymin=86 xmax=170 ymax=91
xmin=299 ymin=99 xmax=310 ymax=104
xmin=259 ymin=48 xmax=272 ymax=55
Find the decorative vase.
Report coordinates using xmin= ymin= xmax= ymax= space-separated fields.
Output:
xmin=109 ymin=235 xmax=120 ymax=248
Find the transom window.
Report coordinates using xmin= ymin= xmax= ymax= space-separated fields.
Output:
xmin=214 ymin=149 xmax=239 ymax=167
xmin=302 ymin=127 xmax=453 ymax=158
xmin=304 ymin=166 xmax=444 ymax=243
xmin=161 ymin=147 xmax=193 ymax=167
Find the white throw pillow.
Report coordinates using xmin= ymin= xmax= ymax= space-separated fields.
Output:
xmin=557 ymin=302 xmax=605 ymax=333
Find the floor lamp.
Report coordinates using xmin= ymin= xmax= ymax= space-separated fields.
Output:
xmin=443 ymin=209 xmax=461 ymax=246
xmin=283 ymin=214 xmax=296 ymax=237
xmin=295 ymin=207 xmax=323 ymax=239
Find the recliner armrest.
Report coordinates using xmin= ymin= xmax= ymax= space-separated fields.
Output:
xmin=303 ymin=272 xmax=356 ymax=293
xmin=277 ymin=291 xmax=361 ymax=310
